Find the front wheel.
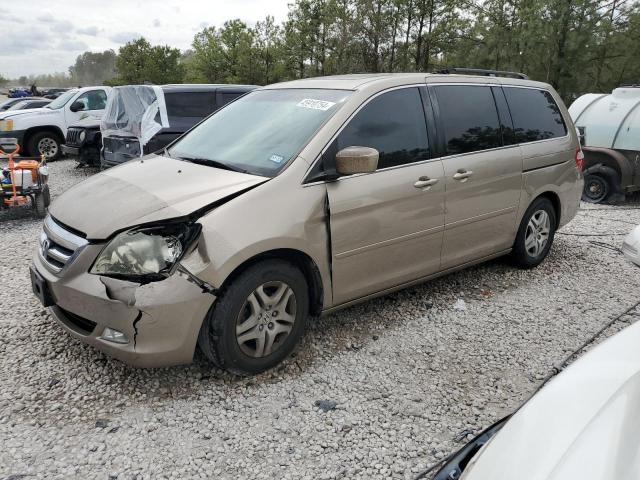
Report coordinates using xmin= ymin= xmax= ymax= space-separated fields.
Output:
xmin=511 ymin=197 xmax=557 ymax=269
xmin=27 ymin=131 xmax=62 ymax=160
xmin=198 ymin=259 xmax=309 ymax=375
xmin=33 ymin=185 xmax=50 ymax=217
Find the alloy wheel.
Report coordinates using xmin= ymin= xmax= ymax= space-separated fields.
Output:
xmin=235 ymin=281 xmax=297 ymax=358
xmin=525 ymin=210 xmax=551 ymax=258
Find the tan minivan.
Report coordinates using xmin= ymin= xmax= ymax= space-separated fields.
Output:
xmin=31 ymin=72 xmax=584 ymax=374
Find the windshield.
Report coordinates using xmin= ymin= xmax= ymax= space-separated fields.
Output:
xmin=168 ymin=88 xmax=351 ymax=177
xmin=46 ymin=90 xmax=77 ymax=110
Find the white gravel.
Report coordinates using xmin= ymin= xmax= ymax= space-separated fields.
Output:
xmin=1 ymin=160 xmax=640 ymax=480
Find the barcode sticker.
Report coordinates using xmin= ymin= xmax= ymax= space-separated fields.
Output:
xmin=296 ymin=99 xmax=336 ymax=111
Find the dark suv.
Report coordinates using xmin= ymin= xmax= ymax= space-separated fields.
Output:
xmin=100 ymin=84 xmax=256 ymax=168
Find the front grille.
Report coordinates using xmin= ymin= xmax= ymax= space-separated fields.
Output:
xmin=39 ymin=215 xmax=88 ymax=273
xmin=65 ymin=128 xmax=82 ymax=146
xmin=55 ymin=306 xmax=97 ymax=335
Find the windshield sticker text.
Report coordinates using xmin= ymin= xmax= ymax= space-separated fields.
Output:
xmin=296 ymin=99 xmax=336 ymax=111
xmin=269 ymin=154 xmax=284 ymax=164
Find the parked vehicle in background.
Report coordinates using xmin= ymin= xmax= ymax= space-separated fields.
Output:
xmin=100 ymin=84 xmax=256 ymax=168
xmin=569 ymin=85 xmax=640 ymax=203
xmin=41 ymin=88 xmax=69 ymax=99
xmin=8 ymin=88 xmax=30 ymax=98
xmin=31 ymin=71 xmax=582 ymax=374
xmin=62 ymin=117 xmax=102 ymax=166
xmin=7 ymin=98 xmax=51 ymax=110
xmin=1 ymin=97 xmax=39 ymax=111
xmin=0 ymin=86 xmax=112 ymax=159
xmin=427 ymin=318 xmax=640 ymax=480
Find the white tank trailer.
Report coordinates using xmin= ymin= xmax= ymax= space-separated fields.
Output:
xmin=569 ymin=85 xmax=640 ymax=203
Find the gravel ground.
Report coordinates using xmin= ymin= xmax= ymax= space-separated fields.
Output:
xmin=1 ymin=159 xmax=640 ymax=480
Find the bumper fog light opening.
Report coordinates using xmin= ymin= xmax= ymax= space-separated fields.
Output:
xmin=100 ymin=327 xmax=129 ymax=345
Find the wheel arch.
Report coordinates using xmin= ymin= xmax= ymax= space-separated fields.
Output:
xmin=582 ymin=147 xmax=630 ymax=189
xmin=24 ymin=126 xmax=65 ymax=154
xmin=217 ymin=248 xmax=325 ymax=318
xmin=536 ymin=191 xmax=562 ymax=229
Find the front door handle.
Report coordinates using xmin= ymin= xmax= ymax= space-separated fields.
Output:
xmin=453 ymin=169 xmax=474 ymax=182
xmin=414 ymin=176 xmax=439 ymax=189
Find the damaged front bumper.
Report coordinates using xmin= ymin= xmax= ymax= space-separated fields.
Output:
xmin=32 ymin=239 xmax=216 ymax=368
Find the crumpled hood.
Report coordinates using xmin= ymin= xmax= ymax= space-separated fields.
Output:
xmin=49 ymin=154 xmax=267 ymax=240
xmin=462 ymin=319 xmax=640 ymax=480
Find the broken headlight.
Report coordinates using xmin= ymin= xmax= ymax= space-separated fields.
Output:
xmin=90 ymin=223 xmax=201 ymax=282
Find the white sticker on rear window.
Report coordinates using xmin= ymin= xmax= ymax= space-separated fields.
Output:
xmin=296 ymin=98 xmax=336 ymax=111
xmin=269 ymin=154 xmax=284 ymax=164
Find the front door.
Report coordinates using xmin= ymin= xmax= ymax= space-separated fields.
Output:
xmin=430 ymin=84 xmax=523 ymax=269
xmin=65 ymin=89 xmax=109 ymax=131
xmin=326 ymin=87 xmax=445 ymax=305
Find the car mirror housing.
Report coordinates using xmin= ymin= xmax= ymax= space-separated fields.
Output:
xmin=69 ymin=101 xmax=84 ymax=113
xmin=335 ymin=146 xmax=379 ymax=175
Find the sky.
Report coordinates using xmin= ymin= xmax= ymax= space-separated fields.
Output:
xmin=1 ymin=0 xmax=290 ymax=79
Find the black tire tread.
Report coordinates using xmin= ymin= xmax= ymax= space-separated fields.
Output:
xmin=197 ymin=259 xmax=308 ymax=376
xmin=511 ymin=197 xmax=557 ymax=269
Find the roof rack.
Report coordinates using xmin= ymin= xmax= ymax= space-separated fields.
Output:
xmin=435 ymin=68 xmax=529 ymax=80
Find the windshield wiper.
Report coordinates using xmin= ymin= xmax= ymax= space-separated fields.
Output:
xmin=176 ymin=156 xmax=250 ymax=174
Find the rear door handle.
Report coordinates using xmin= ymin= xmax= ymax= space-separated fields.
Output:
xmin=414 ymin=176 xmax=439 ymax=189
xmin=453 ymin=170 xmax=474 ymax=182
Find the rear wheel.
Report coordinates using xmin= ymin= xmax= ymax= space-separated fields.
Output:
xmin=582 ymin=172 xmax=611 ymax=203
xmin=198 ymin=259 xmax=309 ymax=375
xmin=27 ymin=131 xmax=62 ymax=160
xmin=511 ymin=197 xmax=557 ymax=269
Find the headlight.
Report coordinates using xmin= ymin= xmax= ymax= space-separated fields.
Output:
xmin=0 ymin=119 xmax=13 ymax=132
xmin=79 ymin=130 xmax=86 ymax=142
xmin=90 ymin=223 xmax=201 ymax=282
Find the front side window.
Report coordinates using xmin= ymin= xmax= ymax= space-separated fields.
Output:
xmin=503 ymin=87 xmax=567 ymax=142
xmin=169 ymin=88 xmax=351 ymax=177
xmin=74 ymin=90 xmax=108 ymax=111
xmin=336 ymin=87 xmax=429 ymax=170
xmin=434 ymin=85 xmax=501 ymax=155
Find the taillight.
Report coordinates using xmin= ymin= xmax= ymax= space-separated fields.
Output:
xmin=575 ymin=148 xmax=585 ymax=171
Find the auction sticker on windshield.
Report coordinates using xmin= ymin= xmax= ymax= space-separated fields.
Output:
xmin=297 ymin=99 xmax=336 ymax=111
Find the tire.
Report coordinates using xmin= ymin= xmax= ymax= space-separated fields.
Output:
xmin=511 ymin=197 xmax=557 ymax=269
xmin=33 ymin=185 xmax=50 ymax=217
xmin=582 ymin=172 xmax=611 ymax=203
xmin=27 ymin=131 xmax=62 ymax=160
xmin=198 ymin=259 xmax=309 ymax=375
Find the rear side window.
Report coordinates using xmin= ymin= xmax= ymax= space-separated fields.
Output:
xmin=503 ymin=87 xmax=567 ymax=142
xmin=165 ymin=92 xmax=216 ymax=117
xmin=336 ymin=87 xmax=429 ymax=169
xmin=433 ymin=85 xmax=501 ymax=155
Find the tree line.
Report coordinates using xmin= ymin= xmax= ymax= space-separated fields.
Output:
xmin=4 ymin=0 xmax=640 ymax=102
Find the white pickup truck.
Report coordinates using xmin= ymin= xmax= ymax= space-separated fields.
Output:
xmin=0 ymin=86 xmax=112 ymax=159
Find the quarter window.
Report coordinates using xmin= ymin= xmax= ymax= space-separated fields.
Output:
xmin=433 ymin=85 xmax=501 ymax=155
xmin=503 ymin=87 xmax=567 ymax=142
xmin=336 ymin=87 xmax=429 ymax=169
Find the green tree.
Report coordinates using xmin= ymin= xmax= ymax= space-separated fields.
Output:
xmin=111 ymin=37 xmax=184 ymax=85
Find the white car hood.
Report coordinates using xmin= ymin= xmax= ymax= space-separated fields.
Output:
xmin=462 ymin=319 xmax=640 ymax=480
xmin=0 ymin=107 xmax=56 ymax=120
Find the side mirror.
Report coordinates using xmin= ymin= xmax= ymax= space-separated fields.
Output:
xmin=335 ymin=146 xmax=379 ymax=175
xmin=69 ymin=101 xmax=84 ymax=112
